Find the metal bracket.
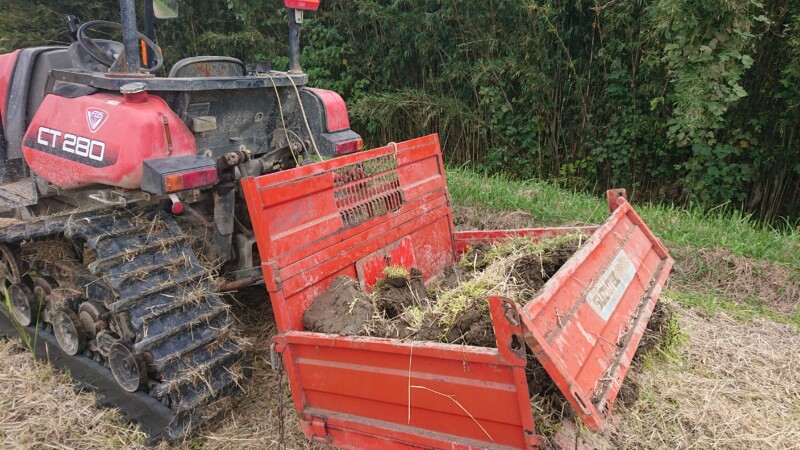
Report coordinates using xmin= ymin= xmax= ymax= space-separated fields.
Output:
xmin=295 ymin=9 xmax=304 ymax=23
xmin=269 ymin=342 xmax=280 ymax=371
xmin=88 ymin=189 xmax=151 ymax=207
xmin=488 ymin=296 xmax=527 ymax=366
xmin=308 ymin=415 xmax=329 ymax=442
xmin=606 ymin=188 xmax=627 ymax=213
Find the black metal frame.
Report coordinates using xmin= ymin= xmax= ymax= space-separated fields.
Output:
xmin=143 ymin=0 xmax=156 ymax=68
xmin=118 ymin=0 xmax=141 ymax=73
xmin=115 ymin=1 xmax=305 ymax=75
xmin=47 ymin=69 xmax=308 ymax=91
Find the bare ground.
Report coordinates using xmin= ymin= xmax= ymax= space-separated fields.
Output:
xmin=670 ymin=245 xmax=800 ymax=314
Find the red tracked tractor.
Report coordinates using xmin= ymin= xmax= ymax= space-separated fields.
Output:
xmin=0 ymin=0 xmax=361 ymax=441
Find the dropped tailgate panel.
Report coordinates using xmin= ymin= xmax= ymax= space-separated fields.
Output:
xmin=519 ymin=201 xmax=674 ymax=430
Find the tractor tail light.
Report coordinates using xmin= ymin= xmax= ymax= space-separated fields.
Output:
xmin=163 ymin=167 xmax=218 ymax=193
xmin=335 ymin=138 xmax=364 ymax=155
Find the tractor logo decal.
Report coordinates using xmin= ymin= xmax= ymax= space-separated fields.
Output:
xmin=86 ymin=108 xmax=108 ymax=133
xmin=23 ymin=126 xmax=117 ymax=169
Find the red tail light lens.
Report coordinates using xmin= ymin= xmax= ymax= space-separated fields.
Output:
xmin=163 ymin=167 xmax=218 ymax=193
xmin=335 ymin=138 xmax=364 ymax=155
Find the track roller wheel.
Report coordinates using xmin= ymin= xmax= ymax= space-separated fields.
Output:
xmin=52 ymin=309 xmax=86 ymax=355
xmin=33 ymin=277 xmax=56 ymax=323
xmin=78 ymin=301 xmax=106 ymax=338
xmin=0 ymin=244 xmax=21 ymax=290
xmin=109 ymin=342 xmax=147 ymax=393
xmin=8 ymin=283 xmax=40 ymax=326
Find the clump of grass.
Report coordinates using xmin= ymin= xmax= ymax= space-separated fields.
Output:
xmin=373 ymin=233 xmax=587 ymax=345
xmin=434 ymin=278 xmax=493 ymax=328
xmin=382 ymin=265 xmax=409 ymax=279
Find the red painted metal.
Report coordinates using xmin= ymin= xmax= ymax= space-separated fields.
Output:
xmin=22 ymin=91 xmax=196 ymax=189
xmin=272 ymin=296 xmax=538 ymax=449
xmin=0 ymin=50 xmax=21 ymax=128
xmin=334 ymin=138 xmax=364 ymax=155
xmin=242 ymin=134 xmax=673 ymax=449
xmin=519 ymin=197 xmax=673 ymax=431
xmin=306 ymin=87 xmax=351 ymax=132
xmin=606 ymin=188 xmax=627 ymax=213
xmin=284 ymin=0 xmax=321 ymax=10
xmin=243 ymin=134 xmax=454 ymax=332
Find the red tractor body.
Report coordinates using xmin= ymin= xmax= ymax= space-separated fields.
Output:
xmin=23 ymin=90 xmax=196 ymax=189
xmin=0 ymin=0 xmax=363 ymax=442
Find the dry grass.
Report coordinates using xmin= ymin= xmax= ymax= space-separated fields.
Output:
xmin=183 ymin=290 xmax=321 ymax=450
xmin=0 ymin=339 xmax=149 ymax=449
xmin=603 ymin=302 xmax=800 ymax=449
xmin=7 ymin=295 xmax=799 ymax=449
xmin=3 ymin=287 xmax=800 ymax=449
xmin=0 ymin=290 xmax=317 ymax=450
xmin=0 ymin=217 xmax=23 ymax=228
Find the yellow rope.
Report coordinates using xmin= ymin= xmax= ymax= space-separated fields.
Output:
xmin=265 ymin=73 xmax=299 ymax=167
xmin=274 ymin=71 xmax=324 ymax=161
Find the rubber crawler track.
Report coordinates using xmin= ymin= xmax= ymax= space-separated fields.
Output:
xmin=0 ymin=207 xmax=248 ymax=443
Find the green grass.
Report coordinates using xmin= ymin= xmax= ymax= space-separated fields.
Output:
xmin=446 ymin=169 xmax=800 ymax=266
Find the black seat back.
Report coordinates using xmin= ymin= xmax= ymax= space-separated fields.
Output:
xmin=168 ymin=56 xmax=245 ymax=78
xmin=4 ymin=47 xmax=72 ymax=162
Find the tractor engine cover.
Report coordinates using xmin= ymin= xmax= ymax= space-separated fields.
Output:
xmin=22 ymin=91 xmax=196 ymax=189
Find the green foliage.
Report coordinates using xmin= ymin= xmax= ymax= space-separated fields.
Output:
xmin=382 ymin=265 xmax=409 ymax=279
xmin=3 ymin=0 xmax=800 ymax=221
xmin=446 ymin=168 xmax=800 ymax=267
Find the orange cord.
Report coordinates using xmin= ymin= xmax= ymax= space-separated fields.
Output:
xmin=140 ymin=40 xmax=147 ymax=66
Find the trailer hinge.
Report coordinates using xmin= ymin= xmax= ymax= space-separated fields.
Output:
xmin=308 ymin=415 xmax=329 ymax=442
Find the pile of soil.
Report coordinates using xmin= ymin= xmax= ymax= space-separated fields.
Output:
xmin=303 ymin=233 xmax=587 ymax=347
xmin=302 ymin=276 xmax=373 ymax=335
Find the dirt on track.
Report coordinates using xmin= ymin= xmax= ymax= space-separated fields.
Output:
xmin=0 ymin=288 xmax=320 ymax=450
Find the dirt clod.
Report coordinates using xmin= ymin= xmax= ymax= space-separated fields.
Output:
xmin=460 ymin=241 xmax=493 ymax=270
xmin=302 ymin=276 xmax=373 ymax=335
xmin=374 ymin=268 xmax=428 ymax=319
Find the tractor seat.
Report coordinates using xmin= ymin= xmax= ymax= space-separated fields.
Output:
xmin=168 ymin=56 xmax=246 ymax=78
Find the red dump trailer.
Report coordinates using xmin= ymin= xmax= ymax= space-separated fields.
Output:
xmin=242 ymin=134 xmax=673 ymax=449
